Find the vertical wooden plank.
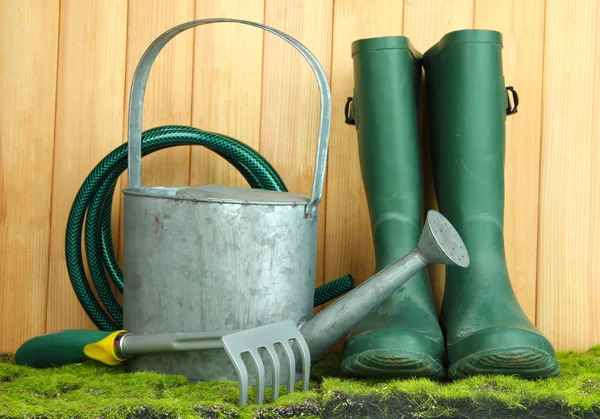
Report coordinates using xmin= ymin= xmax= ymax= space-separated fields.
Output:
xmin=0 ymin=0 xmax=59 ymax=352
xmin=403 ymin=0 xmax=474 ymax=53
xmin=403 ymin=0 xmax=474 ymax=311
xmin=592 ymin=40 xmax=600 ymax=347
xmin=123 ymin=1 xmax=195 ymax=187
xmin=260 ymin=0 xmax=333 ymax=295
xmin=591 ymin=4 xmax=600 ymax=347
xmin=326 ymin=0 xmax=405 ymax=297
xmin=537 ymin=0 xmax=599 ymax=351
xmin=46 ymin=0 xmax=128 ymax=332
xmin=473 ymin=0 xmax=545 ymax=325
xmin=116 ymin=0 xmax=195 ymax=267
xmin=191 ymin=1 xmax=265 ymax=188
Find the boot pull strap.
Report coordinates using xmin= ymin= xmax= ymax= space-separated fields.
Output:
xmin=506 ymin=86 xmax=519 ymax=115
xmin=344 ymin=96 xmax=356 ymax=125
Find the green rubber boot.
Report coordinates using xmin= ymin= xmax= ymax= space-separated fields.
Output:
xmin=342 ymin=37 xmax=446 ymax=379
xmin=422 ymin=29 xmax=560 ymax=379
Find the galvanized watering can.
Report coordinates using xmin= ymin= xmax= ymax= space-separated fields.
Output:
xmin=122 ymin=18 xmax=331 ymax=383
xmin=121 ymin=18 xmax=470 ymax=387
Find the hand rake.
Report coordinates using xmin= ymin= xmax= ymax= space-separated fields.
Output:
xmin=15 ymin=320 xmax=311 ymax=407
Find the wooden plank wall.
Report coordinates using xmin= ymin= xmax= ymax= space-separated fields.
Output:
xmin=1 ymin=0 xmax=598 ymax=354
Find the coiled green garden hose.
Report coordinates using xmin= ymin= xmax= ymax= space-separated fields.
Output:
xmin=65 ymin=125 xmax=354 ymax=332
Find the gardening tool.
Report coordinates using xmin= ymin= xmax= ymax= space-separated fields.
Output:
xmin=342 ymin=36 xmax=446 ymax=379
xmin=17 ymin=207 xmax=469 ymax=405
xmin=16 ymin=320 xmax=310 ymax=407
xmin=422 ymin=29 xmax=560 ymax=379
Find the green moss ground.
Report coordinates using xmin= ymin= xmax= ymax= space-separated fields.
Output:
xmin=1 ymin=346 xmax=599 ymax=418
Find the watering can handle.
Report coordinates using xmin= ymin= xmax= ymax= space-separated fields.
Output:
xmin=127 ymin=18 xmax=332 ymax=217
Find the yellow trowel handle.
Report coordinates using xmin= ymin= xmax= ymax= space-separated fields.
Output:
xmin=15 ymin=329 xmax=130 ymax=368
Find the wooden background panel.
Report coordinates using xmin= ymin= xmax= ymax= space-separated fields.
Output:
xmin=537 ymin=0 xmax=600 ymax=351
xmin=191 ymin=0 xmax=265 ymax=188
xmin=592 ymin=4 xmax=600 ymax=346
xmin=403 ymin=0 xmax=474 ymax=54
xmin=0 ymin=0 xmax=599 ymax=354
xmin=46 ymin=0 xmax=128 ymax=332
xmin=402 ymin=0 xmax=474 ymax=311
xmin=0 ymin=0 xmax=59 ymax=350
xmin=473 ymin=0 xmax=546 ymax=325
xmin=121 ymin=0 xmax=195 ymax=188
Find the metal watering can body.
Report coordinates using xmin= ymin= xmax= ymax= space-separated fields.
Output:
xmin=122 ymin=19 xmax=331 ymax=382
xmin=122 ymin=186 xmax=319 ymax=382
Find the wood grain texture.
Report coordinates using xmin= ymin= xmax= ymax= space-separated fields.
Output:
xmin=474 ymin=0 xmax=545 ymax=325
xmin=592 ymin=5 xmax=600 ymax=348
xmin=116 ymin=0 xmax=195 ymax=268
xmin=261 ymin=0 xmax=334 ymax=295
xmin=0 ymin=0 xmax=599 ymax=353
xmin=402 ymin=0 xmax=474 ymax=311
xmin=46 ymin=0 xmax=128 ymax=333
xmin=536 ymin=0 xmax=600 ymax=351
xmin=326 ymin=0 xmax=404 ymax=293
xmin=0 ymin=0 xmax=59 ymax=353
xmin=191 ymin=0 xmax=265 ymax=187
xmin=403 ymin=0 xmax=474 ymax=53
xmin=123 ymin=0 xmax=195 ymax=187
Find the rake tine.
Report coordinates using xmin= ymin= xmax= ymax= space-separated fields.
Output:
xmin=224 ymin=350 xmax=250 ymax=407
xmin=248 ymin=349 xmax=266 ymax=405
xmin=280 ymin=339 xmax=296 ymax=394
xmin=264 ymin=345 xmax=281 ymax=402
xmin=292 ymin=337 xmax=311 ymax=391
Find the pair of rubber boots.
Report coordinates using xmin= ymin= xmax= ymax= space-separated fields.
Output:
xmin=342 ymin=29 xmax=560 ymax=380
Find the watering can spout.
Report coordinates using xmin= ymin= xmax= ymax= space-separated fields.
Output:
xmin=299 ymin=210 xmax=470 ymax=360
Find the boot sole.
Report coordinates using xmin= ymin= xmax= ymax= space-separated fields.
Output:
xmin=449 ymin=347 xmax=561 ymax=379
xmin=342 ymin=349 xmax=446 ymax=379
